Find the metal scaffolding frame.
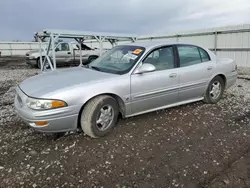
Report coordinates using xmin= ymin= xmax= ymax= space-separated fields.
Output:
xmin=34 ymin=29 xmax=137 ymax=72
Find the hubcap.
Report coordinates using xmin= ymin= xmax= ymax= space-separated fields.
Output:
xmin=45 ymin=61 xmax=52 ymax=69
xmin=96 ymin=105 xmax=114 ymax=131
xmin=210 ymin=81 xmax=221 ymax=100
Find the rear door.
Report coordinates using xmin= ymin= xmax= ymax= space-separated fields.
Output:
xmin=176 ymin=44 xmax=215 ymax=101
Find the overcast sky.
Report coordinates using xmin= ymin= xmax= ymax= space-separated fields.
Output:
xmin=0 ymin=0 xmax=250 ymax=41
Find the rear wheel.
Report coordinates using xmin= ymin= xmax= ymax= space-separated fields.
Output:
xmin=80 ymin=95 xmax=119 ymax=138
xmin=204 ymin=76 xmax=225 ymax=104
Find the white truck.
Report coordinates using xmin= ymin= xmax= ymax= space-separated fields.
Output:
xmin=25 ymin=42 xmax=102 ymax=68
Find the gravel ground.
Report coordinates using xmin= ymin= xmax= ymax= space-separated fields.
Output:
xmin=1 ymin=60 xmax=250 ymax=187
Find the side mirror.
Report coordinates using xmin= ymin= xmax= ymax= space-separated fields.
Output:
xmin=134 ymin=63 xmax=156 ymax=74
xmin=55 ymin=48 xmax=59 ymax=52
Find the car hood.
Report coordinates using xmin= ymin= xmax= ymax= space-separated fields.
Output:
xmin=19 ymin=67 xmax=118 ymax=97
xmin=26 ymin=50 xmax=39 ymax=54
xmin=26 ymin=48 xmax=50 ymax=56
xmin=27 ymin=50 xmax=47 ymax=56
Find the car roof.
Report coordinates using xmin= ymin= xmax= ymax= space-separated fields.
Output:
xmin=122 ymin=41 xmax=195 ymax=49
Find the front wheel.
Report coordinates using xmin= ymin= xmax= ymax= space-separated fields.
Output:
xmin=37 ymin=57 xmax=54 ymax=69
xmin=36 ymin=57 xmax=42 ymax=69
xmin=204 ymin=76 xmax=225 ymax=104
xmin=80 ymin=95 xmax=119 ymax=138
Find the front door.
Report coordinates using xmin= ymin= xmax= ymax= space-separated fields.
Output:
xmin=176 ymin=45 xmax=215 ymax=101
xmin=130 ymin=45 xmax=179 ymax=115
xmin=55 ymin=43 xmax=72 ymax=63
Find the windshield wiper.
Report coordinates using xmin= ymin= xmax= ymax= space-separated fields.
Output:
xmin=90 ymin=66 xmax=101 ymax=71
xmin=106 ymin=64 xmax=122 ymax=70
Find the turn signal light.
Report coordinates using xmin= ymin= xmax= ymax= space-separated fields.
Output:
xmin=51 ymin=100 xmax=66 ymax=108
xmin=34 ymin=121 xmax=49 ymax=126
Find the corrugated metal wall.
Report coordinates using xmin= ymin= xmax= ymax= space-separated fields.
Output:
xmin=1 ymin=24 xmax=250 ymax=67
xmin=85 ymin=24 xmax=250 ymax=68
xmin=0 ymin=42 xmax=40 ymax=56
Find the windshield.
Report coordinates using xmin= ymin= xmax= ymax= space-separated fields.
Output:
xmin=88 ymin=45 xmax=145 ymax=74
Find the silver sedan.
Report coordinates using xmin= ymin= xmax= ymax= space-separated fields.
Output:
xmin=14 ymin=42 xmax=238 ymax=138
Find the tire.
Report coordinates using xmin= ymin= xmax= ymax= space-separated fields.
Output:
xmin=37 ymin=57 xmax=53 ymax=69
xmin=80 ymin=95 xmax=119 ymax=138
xmin=203 ymin=76 xmax=225 ymax=104
xmin=36 ymin=57 xmax=42 ymax=69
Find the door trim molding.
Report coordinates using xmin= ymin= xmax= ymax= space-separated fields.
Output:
xmin=179 ymin=80 xmax=208 ymax=91
xmin=134 ymin=86 xmax=179 ymax=99
xmin=126 ymin=97 xmax=204 ymax=117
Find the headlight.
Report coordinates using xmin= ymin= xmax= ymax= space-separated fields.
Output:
xmin=26 ymin=97 xmax=67 ymax=110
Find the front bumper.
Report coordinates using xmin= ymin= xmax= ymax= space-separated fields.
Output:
xmin=14 ymin=86 xmax=80 ymax=133
xmin=25 ymin=57 xmax=37 ymax=65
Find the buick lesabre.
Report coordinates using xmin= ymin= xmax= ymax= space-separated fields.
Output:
xmin=14 ymin=42 xmax=238 ymax=138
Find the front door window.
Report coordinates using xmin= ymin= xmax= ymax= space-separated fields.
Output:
xmin=56 ymin=43 xmax=70 ymax=51
xmin=142 ymin=46 xmax=175 ymax=71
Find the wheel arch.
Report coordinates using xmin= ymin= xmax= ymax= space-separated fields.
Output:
xmin=213 ymin=73 xmax=227 ymax=86
xmin=89 ymin=55 xmax=99 ymax=58
xmin=36 ymin=56 xmax=48 ymax=62
xmin=88 ymin=55 xmax=99 ymax=60
xmin=83 ymin=55 xmax=99 ymax=65
xmin=77 ymin=93 xmax=126 ymax=129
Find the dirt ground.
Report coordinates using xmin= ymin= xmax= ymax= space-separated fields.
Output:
xmin=1 ymin=59 xmax=250 ymax=188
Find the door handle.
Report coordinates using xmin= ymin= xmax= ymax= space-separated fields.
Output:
xmin=169 ymin=73 xmax=177 ymax=78
xmin=67 ymin=52 xmax=71 ymax=54
xmin=207 ymin=66 xmax=213 ymax=70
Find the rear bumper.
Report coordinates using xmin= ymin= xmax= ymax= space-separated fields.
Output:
xmin=14 ymin=86 xmax=80 ymax=133
xmin=226 ymin=71 xmax=237 ymax=89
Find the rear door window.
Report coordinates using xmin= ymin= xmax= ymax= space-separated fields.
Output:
xmin=177 ymin=46 xmax=202 ymax=67
xmin=198 ymin=47 xmax=210 ymax=62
